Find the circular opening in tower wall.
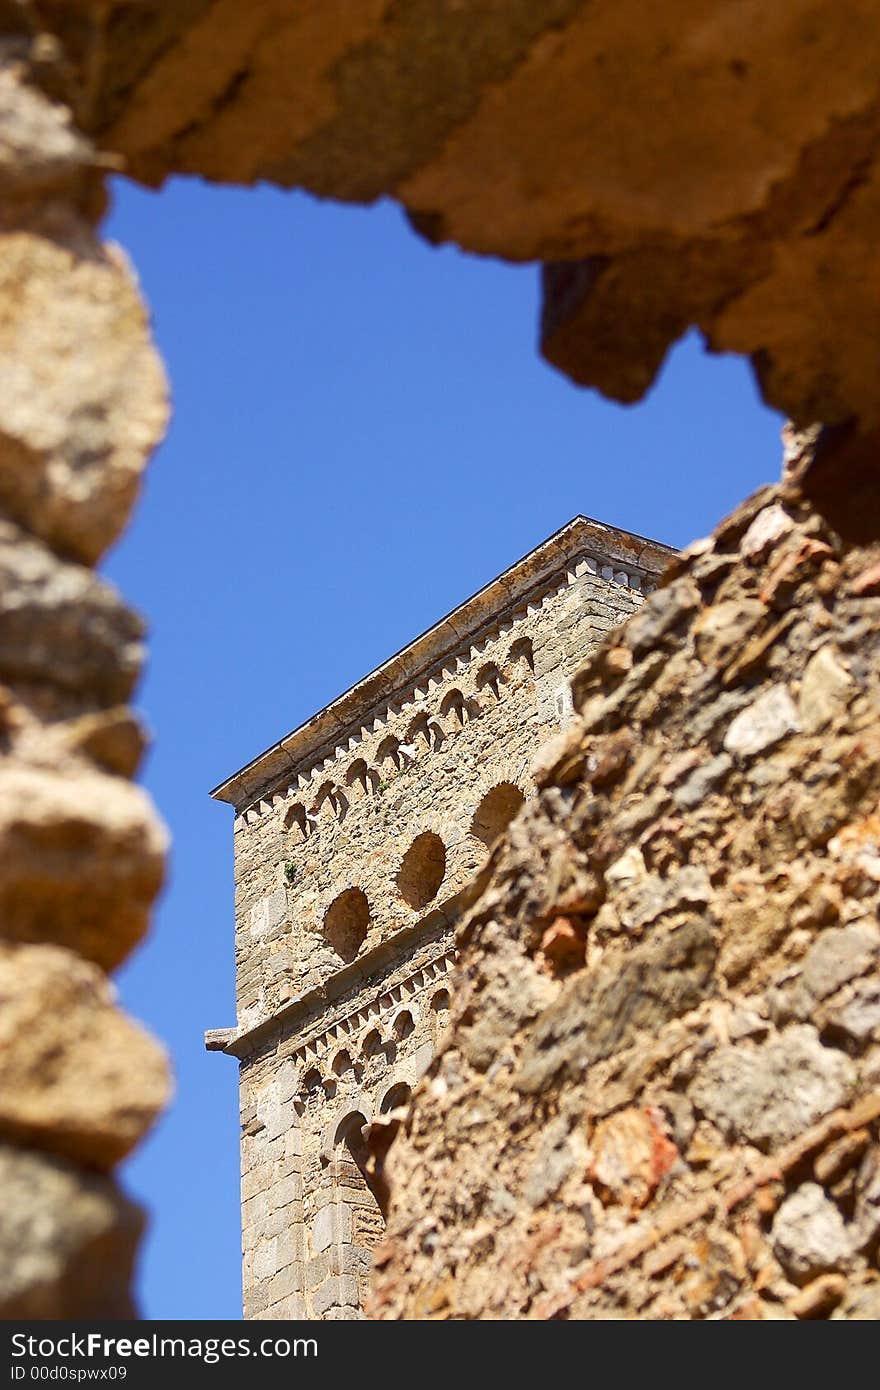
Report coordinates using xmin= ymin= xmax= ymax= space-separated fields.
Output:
xmin=323 ymin=887 xmax=370 ymax=962
xmin=470 ymin=782 xmax=525 ymax=848
xmin=396 ymin=832 xmax=446 ymax=910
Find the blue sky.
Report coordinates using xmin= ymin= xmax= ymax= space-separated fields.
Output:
xmin=103 ymin=176 xmax=783 ymax=1319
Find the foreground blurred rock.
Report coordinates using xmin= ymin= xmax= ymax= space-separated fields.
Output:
xmin=14 ymin=1 xmax=880 ymax=431
xmin=0 ymin=943 xmax=168 ymax=1168
xmin=0 ymin=763 xmax=166 ymax=969
xmin=0 ymin=47 xmax=169 ymax=1315
xmin=0 ymin=213 xmax=168 ymax=565
xmin=371 ymin=440 xmax=880 ymax=1319
xmin=0 ymin=1146 xmax=143 ymax=1319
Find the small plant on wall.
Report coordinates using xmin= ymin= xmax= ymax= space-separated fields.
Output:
xmin=283 ymin=861 xmax=298 ymax=886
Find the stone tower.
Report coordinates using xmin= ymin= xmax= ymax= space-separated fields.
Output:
xmin=207 ymin=516 xmax=673 ymax=1319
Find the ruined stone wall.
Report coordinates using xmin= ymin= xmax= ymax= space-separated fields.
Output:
xmin=0 ymin=47 xmax=169 ymax=1316
xmin=371 ymin=446 xmax=880 ymax=1320
xmin=214 ymin=526 xmax=669 ymax=1319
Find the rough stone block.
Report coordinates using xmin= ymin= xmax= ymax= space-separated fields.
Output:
xmin=0 ymin=1145 xmax=143 ymax=1319
xmin=690 ymin=1027 xmax=856 ymax=1151
xmin=251 ymin=1238 xmax=278 ymax=1284
xmin=311 ymin=1275 xmax=359 ymax=1316
xmin=0 ymin=942 xmax=169 ymax=1170
xmin=249 ymin=889 xmax=288 ymax=943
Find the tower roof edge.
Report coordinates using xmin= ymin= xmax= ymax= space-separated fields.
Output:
xmin=209 ymin=514 xmax=675 ymax=808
